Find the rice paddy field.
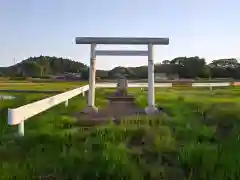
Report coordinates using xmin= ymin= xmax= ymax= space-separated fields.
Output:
xmin=1 ymin=85 xmax=240 ymax=180
xmin=0 ymin=81 xmax=87 ymax=91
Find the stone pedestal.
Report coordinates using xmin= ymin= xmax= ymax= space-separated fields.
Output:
xmin=108 ymin=95 xmax=135 ymax=103
xmin=78 ymin=77 xmax=148 ymax=122
xmin=83 ymin=106 xmax=98 ymax=114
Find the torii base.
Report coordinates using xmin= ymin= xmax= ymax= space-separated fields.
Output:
xmin=144 ymin=106 xmax=159 ymax=114
xmin=83 ymin=106 xmax=98 ymax=114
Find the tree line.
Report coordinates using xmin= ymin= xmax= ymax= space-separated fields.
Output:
xmin=0 ymin=56 xmax=240 ymax=79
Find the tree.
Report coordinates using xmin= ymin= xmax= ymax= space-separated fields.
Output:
xmin=201 ymin=65 xmax=211 ymax=79
xmin=162 ymin=60 xmax=170 ymax=64
xmin=209 ymin=58 xmax=240 ymax=78
xmin=129 ymin=66 xmax=148 ymax=79
xmin=170 ymin=56 xmax=206 ymax=78
xmin=20 ymin=61 xmax=42 ymax=77
xmin=210 ymin=59 xmax=239 ymax=68
xmin=0 ymin=55 xmax=240 ymax=80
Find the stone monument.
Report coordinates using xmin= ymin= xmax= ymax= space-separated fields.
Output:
xmin=116 ymin=77 xmax=128 ymax=96
xmin=108 ymin=77 xmax=135 ymax=103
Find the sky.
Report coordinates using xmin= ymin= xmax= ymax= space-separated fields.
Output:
xmin=0 ymin=0 xmax=240 ymax=70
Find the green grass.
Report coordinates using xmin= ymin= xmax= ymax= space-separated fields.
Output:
xmin=1 ymin=87 xmax=240 ymax=179
xmin=0 ymin=81 xmax=87 ymax=91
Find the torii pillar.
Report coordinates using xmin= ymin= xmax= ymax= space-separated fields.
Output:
xmin=84 ymin=43 xmax=98 ymax=113
xmin=75 ymin=37 xmax=169 ymax=114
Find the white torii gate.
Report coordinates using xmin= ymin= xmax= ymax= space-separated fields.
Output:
xmin=75 ymin=37 xmax=169 ymax=114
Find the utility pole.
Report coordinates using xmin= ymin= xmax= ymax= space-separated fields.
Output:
xmin=14 ymin=58 xmax=21 ymax=76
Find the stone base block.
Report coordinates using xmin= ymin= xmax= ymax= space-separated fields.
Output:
xmin=144 ymin=106 xmax=159 ymax=114
xmin=83 ymin=106 xmax=98 ymax=114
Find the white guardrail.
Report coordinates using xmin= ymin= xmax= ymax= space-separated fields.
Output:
xmin=95 ymin=83 xmax=173 ymax=88
xmin=191 ymin=82 xmax=230 ymax=87
xmin=7 ymin=82 xmax=234 ymax=136
xmin=8 ymin=85 xmax=89 ymax=136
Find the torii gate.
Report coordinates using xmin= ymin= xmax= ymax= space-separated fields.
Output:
xmin=75 ymin=37 xmax=169 ymax=114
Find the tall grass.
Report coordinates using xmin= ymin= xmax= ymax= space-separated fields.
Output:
xmin=1 ymin=87 xmax=240 ymax=179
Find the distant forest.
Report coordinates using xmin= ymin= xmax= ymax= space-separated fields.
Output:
xmin=0 ymin=56 xmax=240 ymax=79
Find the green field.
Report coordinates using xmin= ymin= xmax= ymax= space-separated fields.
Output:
xmin=0 ymin=81 xmax=87 ymax=91
xmin=1 ymin=86 xmax=240 ymax=179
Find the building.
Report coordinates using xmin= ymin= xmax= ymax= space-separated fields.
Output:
xmin=53 ymin=72 xmax=82 ymax=80
xmin=155 ymin=73 xmax=167 ymax=80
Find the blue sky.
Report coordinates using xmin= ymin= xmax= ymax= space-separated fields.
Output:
xmin=1 ymin=0 xmax=239 ymax=70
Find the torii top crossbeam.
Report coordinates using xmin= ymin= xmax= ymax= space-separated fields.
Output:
xmin=75 ymin=37 xmax=169 ymax=45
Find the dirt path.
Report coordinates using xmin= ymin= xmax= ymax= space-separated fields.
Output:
xmin=75 ymin=96 xmax=145 ymax=123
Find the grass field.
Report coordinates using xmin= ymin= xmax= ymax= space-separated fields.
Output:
xmin=0 ymin=81 xmax=87 ymax=91
xmin=1 ymin=86 xmax=240 ymax=179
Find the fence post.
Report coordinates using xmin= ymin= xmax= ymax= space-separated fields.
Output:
xmin=18 ymin=121 xmax=24 ymax=136
xmin=82 ymin=91 xmax=85 ymax=97
xmin=65 ymin=100 xmax=68 ymax=107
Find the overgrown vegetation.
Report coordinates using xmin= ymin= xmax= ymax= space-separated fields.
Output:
xmin=1 ymin=87 xmax=240 ymax=179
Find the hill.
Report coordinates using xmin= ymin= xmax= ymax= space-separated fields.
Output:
xmin=0 ymin=56 xmax=88 ymax=78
